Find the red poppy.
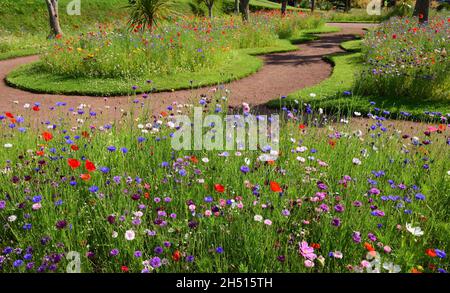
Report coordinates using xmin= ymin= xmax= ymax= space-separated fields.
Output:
xmin=411 ymin=268 xmax=422 ymax=274
xmin=299 ymin=124 xmax=306 ymax=130
xmin=160 ymin=111 xmax=168 ymax=117
xmin=121 ymin=266 xmax=129 ymax=272
xmin=364 ymin=242 xmax=375 ymax=252
xmin=70 ymin=145 xmax=79 ymax=151
xmin=144 ymin=192 xmax=150 ymax=199
xmin=419 ymin=13 xmax=424 ymax=19
xmin=55 ymin=34 xmax=62 ymax=39
xmin=81 ymin=131 xmax=90 ymax=138
xmin=270 ymin=181 xmax=283 ymax=193
xmin=42 ymin=132 xmax=53 ymax=142
xmin=36 ymin=150 xmax=45 ymax=156
xmin=214 ymin=184 xmax=225 ymax=193
xmin=5 ymin=112 xmax=14 ymax=119
xmin=172 ymin=250 xmax=181 ymax=262
xmin=426 ymin=248 xmax=437 ymax=258
xmin=311 ymin=243 xmax=321 ymax=249
xmin=392 ymin=34 xmax=397 ymax=39
xmin=328 ymin=139 xmax=336 ymax=148
xmin=85 ymin=160 xmax=96 ymax=172
xmin=68 ymin=158 xmax=81 ymax=169
xmin=80 ymin=174 xmax=91 ymax=181
xmin=32 ymin=105 xmax=40 ymax=112
xmin=190 ymin=156 xmax=198 ymax=164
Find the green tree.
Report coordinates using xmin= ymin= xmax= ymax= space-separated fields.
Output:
xmin=127 ymin=0 xmax=175 ymax=31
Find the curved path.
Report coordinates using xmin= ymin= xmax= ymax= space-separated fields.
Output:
xmin=0 ymin=23 xmax=373 ymax=121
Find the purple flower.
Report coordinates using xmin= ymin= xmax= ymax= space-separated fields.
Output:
xmin=110 ymin=249 xmax=119 ymax=256
xmin=334 ymin=204 xmax=345 ymax=213
xmin=331 ymin=217 xmax=341 ymax=227
xmin=415 ymin=193 xmax=425 ymax=200
xmin=317 ymin=182 xmax=328 ymax=190
xmin=371 ymin=210 xmax=385 ymax=217
xmin=107 ymin=146 xmax=116 ymax=152
xmin=240 ymin=165 xmax=250 ymax=174
xmin=89 ymin=186 xmax=99 ymax=193
xmin=0 ymin=200 xmax=6 ymax=210
xmin=55 ymin=220 xmax=68 ymax=230
xmin=150 ymin=257 xmax=161 ymax=268
xmin=369 ymin=188 xmax=380 ymax=195
xmin=368 ymin=233 xmax=377 ymax=242
xmin=186 ymin=255 xmax=195 ymax=263
xmin=352 ymin=231 xmax=361 ymax=243
xmin=154 ymin=246 xmax=163 ymax=254
xmin=216 ymin=246 xmax=224 ymax=254
xmin=134 ymin=251 xmax=142 ymax=258
xmin=435 ymin=249 xmax=446 ymax=259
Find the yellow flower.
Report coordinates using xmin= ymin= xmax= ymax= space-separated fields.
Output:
xmin=77 ymin=48 xmax=83 ymax=53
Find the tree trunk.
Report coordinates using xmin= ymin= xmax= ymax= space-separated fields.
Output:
xmin=281 ymin=0 xmax=288 ymax=16
xmin=413 ymin=0 xmax=429 ymax=23
xmin=235 ymin=0 xmax=240 ymax=14
xmin=311 ymin=0 xmax=315 ymax=12
xmin=240 ymin=0 xmax=250 ymax=21
xmin=45 ymin=0 xmax=63 ymax=38
xmin=345 ymin=0 xmax=351 ymax=12
xmin=208 ymin=4 xmax=213 ymax=19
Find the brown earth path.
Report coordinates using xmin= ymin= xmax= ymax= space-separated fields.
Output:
xmin=0 ymin=23 xmax=375 ymax=122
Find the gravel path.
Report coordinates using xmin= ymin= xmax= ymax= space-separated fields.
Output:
xmin=0 ymin=23 xmax=374 ymax=121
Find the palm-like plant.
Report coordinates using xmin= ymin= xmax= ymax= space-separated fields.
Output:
xmin=127 ymin=0 xmax=175 ymax=31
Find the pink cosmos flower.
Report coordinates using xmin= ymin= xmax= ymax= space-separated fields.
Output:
xmin=299 ymin=241 xmax=317 ymax=260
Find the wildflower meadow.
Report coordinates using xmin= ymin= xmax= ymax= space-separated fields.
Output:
xmin=0 ymin=0 xmax=449 ymax=280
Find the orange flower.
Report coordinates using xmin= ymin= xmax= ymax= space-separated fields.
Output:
xmin=438 ymin=124 xmax=446 ymax=131
xmin=270 ymin=181 xmax=283 ymax=193
xmin=190 ymin=156 xmax=198 ymax=164
xmin=36 ymin=150 xmax=45 ymax=156
xmin=411 ymin=267 xmax=423 ymax=274
xmin=81 ymin=131 xmax=90 ymax=138
xmin=328 ymin=139 xmax=336 ymax=148
xmin=80 ymin=174 xmax=91 ymax=181
xmin=364 ymin=242 xmax=375 ymax=252
xmin=42 ymin=132 xmax=53 ymax=142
